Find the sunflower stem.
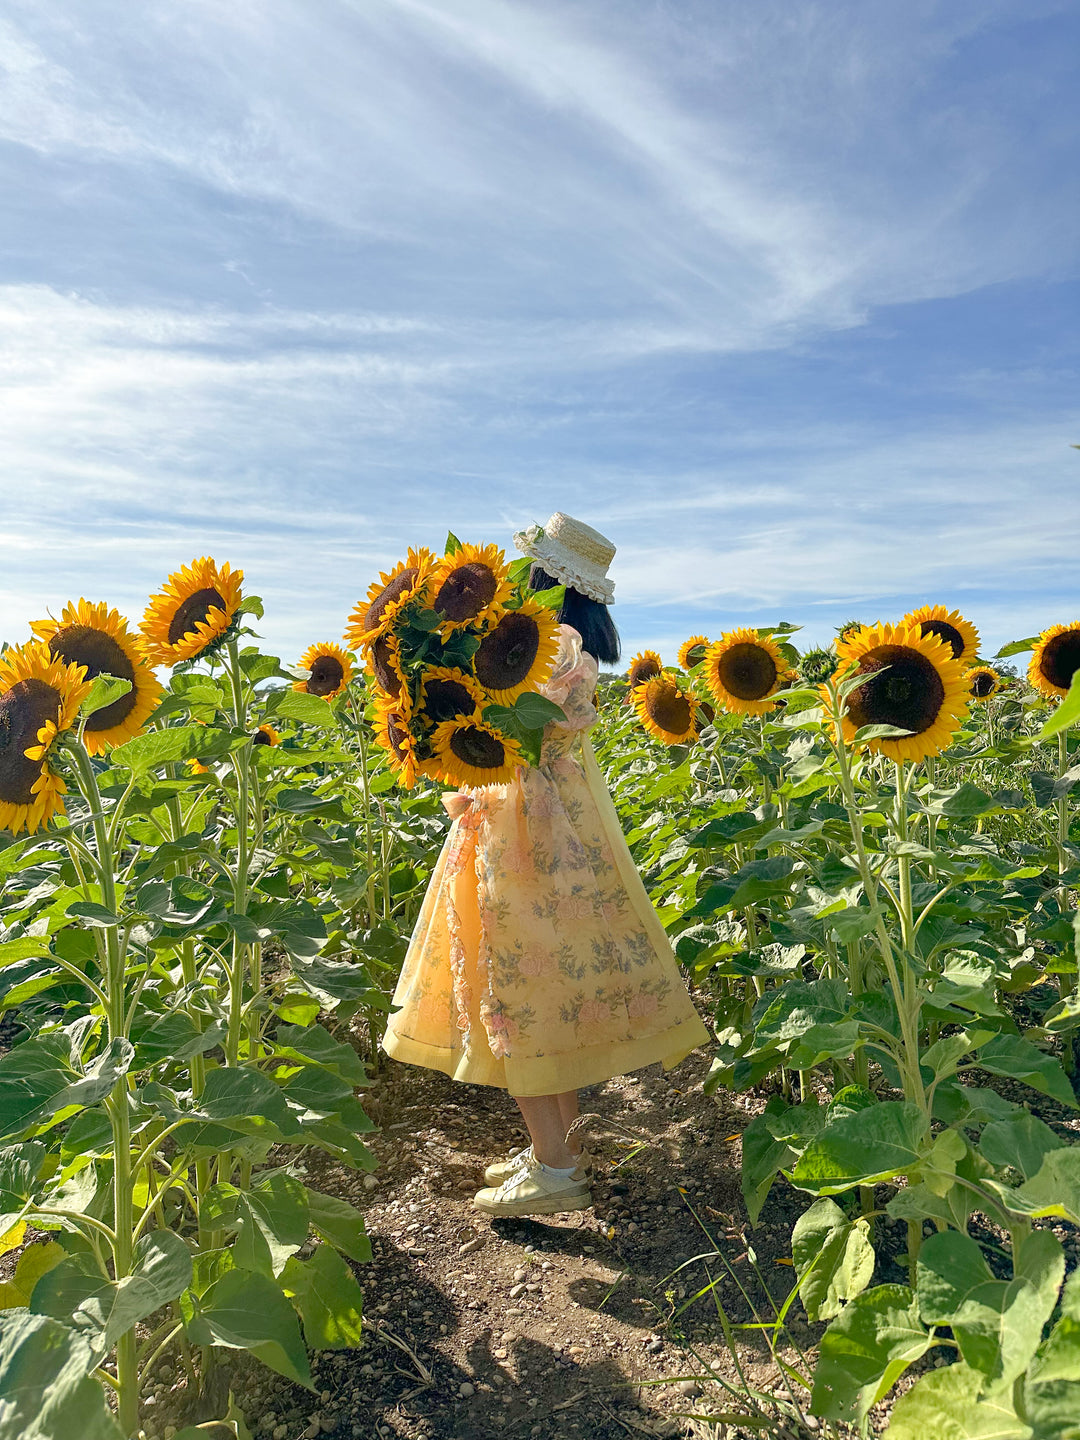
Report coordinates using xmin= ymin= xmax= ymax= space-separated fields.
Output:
xmin=826 ymin=685 xmax=925 ymax=1110
xmin=64 ymin=737 xmax=140 ymax=1437
xmin=1056 ymin=728 xmax=1077 ymax=1073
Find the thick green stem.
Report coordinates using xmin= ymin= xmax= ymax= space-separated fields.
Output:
xmin=67 ymin=740 xmax=139 ymax=1437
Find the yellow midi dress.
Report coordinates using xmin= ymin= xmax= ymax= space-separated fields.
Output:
xmin=381 ymin=624 xmax=710 ymax=1096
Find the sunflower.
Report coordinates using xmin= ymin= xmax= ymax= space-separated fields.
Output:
xmin=632 ymin=676 xmax=699 ymax=745
xmin=432 ymin=716 xmax=525 ymax=788
xmin=345 ymin=547 xmax=437 ymax=650
xmin=836 ymin=619 xmax=863 ymax=643
xmin=703 ymin=629 xmax=795 ymax=716
xmin=428 ymin=543 xmax=512 ymax=632
xmin=904 ymin=604 xmax=980 ymax=664
xmin=29 ymin=600 xmax=162 ymax=755
xmin=833 ymin=621 xmax=970 ymax=763
xmin=294 ymin=643 xmax=353 ymax=701
xmin=253 ymin=723 xmax=280 ymax=746
xmin=471 ymin=598 xmax=560 ymax=703
xmin=1029 ymin=623 xmax=1080 ymax=701
xmin=677 ymin=636 xmax=710 ymax=671
xmin=373 ymin=696 xmax=420 ymax=788
xmin=967 ymin=666 xmax=1003 ymax=701
xmin=141 ymin=557 xmax=243 ymax=666
xmin=366 ymin=629 xmax=405 ymax=698
xmin=0 ymin=644 xmax=92 ymax=834
xmin=627 ymin=651 xmax=663 ymax=689
xmin=418 ymin=666 xmax=484 ymax=726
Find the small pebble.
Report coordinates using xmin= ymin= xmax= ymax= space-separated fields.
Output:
xmin=514 ymin=1268 xmax=528 ymax=1282
xmin=460 ymin=1236 xmax=484 ymax=1255
xmin=459 ymin=1381 xmax=475 ymax=1398
xmin=677 ymin=1379 xmax=701 ymax=1397
xmin=509 ymin=1283 xmax=526 ymax=1299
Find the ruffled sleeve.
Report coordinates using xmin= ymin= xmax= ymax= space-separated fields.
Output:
xmin=540 ymin=625 xmax=599 ymax=733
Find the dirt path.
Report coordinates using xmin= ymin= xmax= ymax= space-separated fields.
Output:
xmin=223 ymin=1047 xmax=824 ymax=1440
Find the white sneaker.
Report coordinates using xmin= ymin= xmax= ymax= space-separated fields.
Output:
xmin=483 ymin=1146 xmax=537 ymax=1186
xmin=473 ymin=1162 xmax=592 ymax=1217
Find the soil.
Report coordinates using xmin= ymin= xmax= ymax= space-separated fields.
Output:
xmin=158 ymin=1044 xmax=829 ymax=1440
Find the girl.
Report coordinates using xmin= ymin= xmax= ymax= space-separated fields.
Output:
xmin=382 ymin=513 xmax=710 ymax=1217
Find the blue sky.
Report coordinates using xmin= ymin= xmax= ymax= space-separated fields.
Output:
xmin=1 ymin=0 xmax=1078 ymax=668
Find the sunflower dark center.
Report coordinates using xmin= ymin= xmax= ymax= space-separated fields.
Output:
xmin=0 ymin=678 xmax=60 ymax=806
xmin=167 ymin=587 xmax=227 ymax=646
xmin=387 ymin=714 xmax=410 ymax=761
xmin=1040 ymin=630 xmax=1080 ymax=691
xmin=920 ymin=620 xmax=964 ymax=659
xmin=846 ymin=645 xmax=944 ymax=735
xmin=685 ymin=645 xmax=707 ymax=667
xmin=49 ymin=625 xmax=137 ymax=730
xmin=449 ymin=725 xmax=506 ymax=770
xmin=646 ymin=682 xmax=691 ymax=735
xmin=371 ymin=637 xmax=402 ymax=696
xmin=970 ymin=670 xmax=997 ymax=699
xmin=716 ymin=643 xmax=777 ymax=701
xmin=474 ymin=613 xmax=540 ymax=691
xmin=252 ymin=727 xmax=273 ymax=746
xmin=307 ymin=654 xmax=345 ymax=696
xmin=424 ymin=677 xmax=477 ymax=722
xmin=434 ymin=563 xmax=498 ymax=623
xmin=365 ymin=567 xmax=417 ymax=632
xmin=630 ymin=657 xmax=661 ymax=687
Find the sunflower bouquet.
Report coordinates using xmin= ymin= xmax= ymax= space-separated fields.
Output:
xmin=346 ymin=535 xmax=566 ymax=788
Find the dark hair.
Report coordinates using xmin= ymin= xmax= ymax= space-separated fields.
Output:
xmin=529 ymin=564 xmax=621 ymax=666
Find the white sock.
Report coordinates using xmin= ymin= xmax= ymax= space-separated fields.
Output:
xmin=539 ymin=1161 xmax=578 ymax=1180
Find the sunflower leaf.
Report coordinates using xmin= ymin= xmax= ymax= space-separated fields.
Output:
xmin=79 ymin=674 xmax=132 ymax=721
xmin=852 ymin=723 xmax=914 ymax=742
xmin=995 ymin=635 xmax=1039 ymax=658
xmin=443 ymin=531 xmax=462 ymax=556
xmin=1036 ymin=669 xmax=1080 ymax=742
xmin=530 ymin=585 xmax=565 ymax=612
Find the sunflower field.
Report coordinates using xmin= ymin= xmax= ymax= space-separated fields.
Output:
xmin=3 ymin=548 xmax=1080 ymax=1439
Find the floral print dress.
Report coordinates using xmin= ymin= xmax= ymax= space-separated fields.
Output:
xmin=382 ymin=624 xmax=709 ymax=1096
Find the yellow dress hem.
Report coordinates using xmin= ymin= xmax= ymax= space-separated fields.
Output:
xmin=382 ymin=1019 xmax=706 ymax=1098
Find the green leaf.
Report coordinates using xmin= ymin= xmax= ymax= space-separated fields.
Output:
xmin=884 ymin=1362 xmax=1030 ymax=1440
xmin=0 ymin=1240 xmax=65 ymax=1310
xmin=811 ymin=1284 xmax=934 ymax=1424
xmin=0 ymin=1311 xmax=124 ymax=1440
xmin=853 ymin=723 xmax=914 ymax=742
xmin=740 ymin=1098 xmax=793 ymax=1223
xmin=512 ymin=691 xmax=566 ymax=729
xmin=792 ymin=1197 xmax=875 ymax=1322
xmin=31 ymin=1230 xmax=193 ymax=1352
xmin=791 ymin=1101 xmax=930 ymax=1195
xmin=0 ymin=937 xmax=52 ymax=967
xmin=1003 ymin=1147 xmax=1080 ymax=1225
xmin=199 ymin=1067 xmax=301 ymax=1138
xmin=976 ymin=1034 xmax=1078 ymax=1109
xmin=111 ymin=724 xmax=246 ymax=773
xmin=79 ymin=673 xmax=132 ymax=721
xmin=1036 ymin=669 xmax=1080 ymax=742
xmin=979 ymin=1113 xmax=1065 ymax=1181
xmin=280 ymin=1245 xmax=364 ymax=1349
xmin=184 ymin=1268 xmax=313 ymax=1388
xmin=529 ymin=584 xmax=565 ymax=612
xmin=266 ymin=689 xmax=338 ymax=731
xmin=305 ymin=1190 xmax=372 ymax=1264
xmin=917 ymin=1229 xmax=1064 ymax=1386
xmin=444 ymin=530 xmax=462 ymax=555
xmin=274 ymin=1025 xmax=368 ymax=1086
xmin=995 ymin=636 xmax=1039 ymax=658
xmin=64 ymin=901 xmax=119 ymax=927
xmin=938 ymin=783 xmax=996 ymax=818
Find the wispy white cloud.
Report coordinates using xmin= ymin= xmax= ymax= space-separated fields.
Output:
xmin=0 ymin=2 xmax=1077 ymax=667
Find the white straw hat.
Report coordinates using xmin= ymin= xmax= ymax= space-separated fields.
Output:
xmin=513 ymin=512 xmax=616 ymax=605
